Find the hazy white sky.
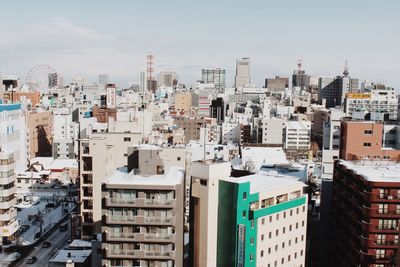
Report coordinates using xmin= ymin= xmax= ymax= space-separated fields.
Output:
xmin=1 ymin=0 xmax=399 ymax=88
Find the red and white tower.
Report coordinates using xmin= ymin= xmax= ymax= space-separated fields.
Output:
xmin=146 ymin=53 xmax=154 ymax=81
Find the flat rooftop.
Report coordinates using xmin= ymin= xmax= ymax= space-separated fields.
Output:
xmin=222 ymin=173 xmax=305 ymax=194
xmin=49 ymin=249 xmax=91 ymax=263
xmin=103 ymin=167 xmax=184 ymax=186
xmin=340 ymin=160 xmax=400 ymax=182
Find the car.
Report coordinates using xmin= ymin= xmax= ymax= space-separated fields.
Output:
xmin=42 ymin=241 xmax=51 ymax=248
xmin=8 ymin=252 xmax=20 ymax=261
xmin=27 ymin=256 xmax=37 ymax=264
xmin=34 ymin=232 xmax=41 ymax=239
xmin=67 ymin=238 xmax=72 ymax=243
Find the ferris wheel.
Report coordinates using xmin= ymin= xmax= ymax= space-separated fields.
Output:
xmin=25 ymin=64 xmax=57 ymax=90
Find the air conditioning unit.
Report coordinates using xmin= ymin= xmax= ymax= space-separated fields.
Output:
xmin=388 ymin=196 xmax=393 ymax=200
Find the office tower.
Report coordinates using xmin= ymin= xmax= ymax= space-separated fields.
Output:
xmin=48 ymin=72 xmax=63 ymax=88
xmin=210 ymin=97 xmax=224 ymax=124
xmin=235 ymin=58 xmax=251 ymax=88
xmin=99 ymin=74 xmax=109 ymax=91
xmin=0 ymin=103 xmax=27 ymax=171
xmin=331 ymin=160 xmax=400 ymax=266
xmin=319 ymin=63 xmax=359 ymax=108
xmin=292 ymin=61 xmax=310 ymax=90
xmin=0 ymin=150 xmax=18 ymax=243
xmin=190 ymin=160 xmax=308 ymax=267
xmin=101 ymin=167 xmax=185 ymax=267
xmin=201 ymin=68 xmax=226 ymax=93
xmin=264 ymin=76 xmax=289 ymax=91
xmin=140 ymin=69 xmax=146 ymax=92
xmin=158 ymin=72 xmax=178 ymax=87
xmin=339 ymin=120 xmax=400 ymax=161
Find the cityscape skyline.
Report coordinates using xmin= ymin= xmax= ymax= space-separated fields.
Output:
xmin=1 ymin=0 xmax=399 ymax=88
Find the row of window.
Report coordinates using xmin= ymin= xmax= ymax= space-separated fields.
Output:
xmin=261 ymin=250 xmax=304 ymax=267
xmin=260 ymin=222 xmax=306 ymax=241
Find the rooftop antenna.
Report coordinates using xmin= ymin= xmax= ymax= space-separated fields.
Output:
xmin=297 ymin=58 xmax=303 ymax=71
xmin=343 ymin=60 xmax=349 ymax=76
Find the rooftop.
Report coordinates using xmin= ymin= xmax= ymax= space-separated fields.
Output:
xmin=340 ymin=160 xmax=400 ymax=182
xmin=49 ymin=249 xmax=91 ymax=263
xmin=222 ymin=172 xmax=305 ymax=194
xmin=103 ymin=166 xmax=184 ymax=186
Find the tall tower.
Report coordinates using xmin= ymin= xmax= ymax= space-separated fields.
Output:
xmin=234 ymin=58 xmax=250 ymax=88
xmin=146 ymin=53 xmax=157 ymax=91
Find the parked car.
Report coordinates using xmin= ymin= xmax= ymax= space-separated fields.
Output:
xmin=59 ymin=223 xmax=68 ymax=232
xmin=27 ymin=256 xmax=37 ymax=264
xmin=34 ymin=232 xmax=41 ymax=239
xmin=42 ymin=241 xmax=51 ymax=248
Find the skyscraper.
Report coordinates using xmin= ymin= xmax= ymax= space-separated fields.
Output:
xmin=292 ymin=60 xmax=310 ymax=90
xmin=201 ymin=68 xmax=226 ymax=93
xmin=48 ymin=72 xmax=63 ymax=88
xmin=235 ymin=58 xmax=250 ymax=88
xmin=99 ymin=74 xmax=108 ymax=91
xmin=139 ymin=68 xmax=146 ymax=92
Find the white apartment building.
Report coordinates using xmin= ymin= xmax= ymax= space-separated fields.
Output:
xmin=235 ymin=58 xmax=251 ymax=88
xmin=0 ymin=104 xmax=27 ymax=171
xmin=284 ymin=120 xmax=311 ymax=151
xmin=53 ymin=108 xmax=79 ymax=159
xmin=0 ymin=151 xmax=19 ymax=241
xmin=261 ymin=118 xmax=285 ymax=146
xmin=190 ymin=160 xmax=307 ymax=267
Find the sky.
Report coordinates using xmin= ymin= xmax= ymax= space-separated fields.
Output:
xmin=0 ymin=0 xmax=399 ymax=88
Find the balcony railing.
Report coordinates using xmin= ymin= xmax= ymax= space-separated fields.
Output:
xmin=105 ymin=197 xmax=175 ymax=208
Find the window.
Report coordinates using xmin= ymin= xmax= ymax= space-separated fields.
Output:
xmin=243 ymin=192 xmax=247 ymax=200
xmin=260 ymin=250 xmax=264 ymax=257
xmin=269 ymin=232 xmax=272 ymax=238
xmin=269 ymin=216 xmax=272 ymax=223
xmin=296 ymin=207 xmax=299 ymax=214
xmin=261 ymin=234 xmax=264 ymax=241
xmin=363 ymin=142 xmax=371 ymax=147
xmin=303 ymin=206 xmax=306 ymax=212
xmin=276 ymin=214 xmax=279 ymax=220
xmin=268 ymin=247 xmax=271 ymax=254
xmin=242 ymin=210 xmax=246 ymax=218
xmin=301 ymin=250 xmax=304 ymax=256
xmin=294 ymin=252 xmax=297 ymax=259
xmin=288 ymin=255 xmax=291 ymax=262
xmin=281 ymin=258 xmax=284 ymax=264
xmin=124 ymin=137 xmax=131 ymax=142
xmin=177 ymin=157 xmax=181 ymax=161
xmin=289 ymin=239 xmax=291 ymax=246
xmin=302 ymin=220 xmax=305 ymax=227
xmin=290 ymin=210 xmax=293 ymax=216
xmin=250 ymin=253 xmax=254 ymax=261
xmin=283 ymin=211 xmax=286 ymax=218
xmin=364 ymin=130 xmax=373 ymax=135
xmin=283 ymin=227 xmax=286 ymax=234
xmin=250 ymin=237 xmax=254 ymax=245
xmin=376 ymin=249 xmax=385 ymax=259
xmin=378 ymin=204 xmax=389 ymax=214
xmin=289 ymin=225 xmax=292 ymax=231
xmin=262 ymin=218 xmax=265 ymax=224
xmin=251 ymin=220 xmax=254 ymax=229
xmin=275 ymin=245 xmax=278 ymax=251
xmin=200 ymin=180 xmax=207 ymax=186
xmin=282 ymin=242 xmax=285 ymax=249
xmin=276 ymin=229 xmax=279 ymax=236
xmin=376 ymin=234 xmax=386 ymax=245
xmin=296 ymin=222 xmax=299 ymax=229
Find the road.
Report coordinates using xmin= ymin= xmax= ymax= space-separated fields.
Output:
xmin=18 ymin=217 xmax=71 ymax=267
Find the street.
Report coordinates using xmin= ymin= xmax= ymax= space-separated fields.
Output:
xmin=18 ymin=217 xmax=70 ymax=267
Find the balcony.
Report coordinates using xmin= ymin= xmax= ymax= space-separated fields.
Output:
xmin=0 ymin=208 xmax=17 ymax=221
xmin=144 ymin=233 xmax=175 ymax=242
xmin=104 ymin=197 xmax=175 ymax=208
xmin=0 ymin=176 xmax=15 ymax=185
xmin=0 ymin=187 xmax=17 ymax=197
xmin=0 ymin=198 xmax=16 ymax=209
xmin=104 ymin=232 xmax=142 ymax=242
xmin=104 ymin=215 xmax=175 ymax=226
xmin=0 ymin=219 xmax=19 ymax=237
xmin=103 ymin=248 xmax=175 ymax=260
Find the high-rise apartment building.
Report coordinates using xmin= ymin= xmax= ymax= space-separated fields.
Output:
xmin=331 ymin=160 xmax=400 ymax=266
xmin=101 ymin=167 xmax=185 ymax=267
xmin=235 ymin=58 xmax=250 ymax=88
xmin=0 ymin=150 xmax=19 ymax=243
xmin=190 ymin=160 xmax=308 ymax=267
xmin=284 ymin=120 xmax=311 ymax=152
xmin=140 ymin=69 xmax=147 ymax=92
xmin=210 ymin=97 xmax=224 ymax=124
xmin=201 ymin=68 xmax=226 ymax=93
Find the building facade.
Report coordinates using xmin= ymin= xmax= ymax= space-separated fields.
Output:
xmin=101 ymin=167 xmax=185 ymax=267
